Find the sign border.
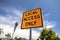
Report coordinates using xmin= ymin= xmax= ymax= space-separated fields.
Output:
xmin=21 ymin=8 xmax=43 ymax=29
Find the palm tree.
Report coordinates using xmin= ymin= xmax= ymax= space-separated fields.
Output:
xmin=5 ymin=33 xmax=11 ymax=39
xmin=14 ymin=22 xmax=18 ymax=33
xmin=56 ymin=36 xmax=60 ymax=40
xmin=47 ymin=28 xmax=56 ymax=40
xmin=40 ymin=28 xmax=49 ymax=40
xmin=12 ymin=22 xmax=18 ymax=37
xmin=37 ymin=28 xmax=60 ymax=40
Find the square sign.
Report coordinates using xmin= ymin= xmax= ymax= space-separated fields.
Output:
xmin=21 ymin=8 xmax=43 ymax=29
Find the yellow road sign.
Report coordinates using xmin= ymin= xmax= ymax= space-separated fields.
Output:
xmin=21 ymin=8 xmax=43 ymax=29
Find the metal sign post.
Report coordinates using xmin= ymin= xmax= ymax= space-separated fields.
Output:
xmin=29 ymin=28 xmax=32 ymax=40
xmin=12 ymin=22 xmax=18 ymax=38
xmin=21 ymin=8 xmax=43 ymax=40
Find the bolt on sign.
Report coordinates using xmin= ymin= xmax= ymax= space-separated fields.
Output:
xmin=21 ymin=8 xmax=43 ymax=29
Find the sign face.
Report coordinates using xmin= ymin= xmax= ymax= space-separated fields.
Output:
xmin=21 ymin=8 xmax=43 ymax=29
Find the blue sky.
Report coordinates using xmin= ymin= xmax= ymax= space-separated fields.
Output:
xmin=0 ymin=0 xmax=60 ymax=39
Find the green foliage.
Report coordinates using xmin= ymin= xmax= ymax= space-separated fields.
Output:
xmin=5 ymin=33 xmax=11 ymax=39
xmin=22 ymin=38 xmax=26 ymax=40
xmin=18 ymin=37 xmax=22 ymax=40
xmin=55 ymin=36 xmax=60 ymax=40
xmin=14 ymin=37 xmax=26 ymax=40
xmin=40 ymin=28 xmax=48 ymax=39
xmin=37 ymin=28 xmax=60 ymax=40
xmin=9 ymin=38 xmax=13 ymax=40
xmin=47 ymin=29 xmax=56 ymax=40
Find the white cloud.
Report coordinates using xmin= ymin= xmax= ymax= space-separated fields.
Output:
xmin=43 ymin=13 xmax=50 ymax=18
xmin=0 ymin=20 xmax=55 ymax=39
xmin=12 ymin=9 xmax=23 ymax=17
xmin=0 ymin=15 xmax=20 ymax=26
xmin=4 ymin=8 xmax=23 ymax=18
xmin=0 ymin=20 xmax=56 ymax=39
xmin=42 ymin=13 xmax=56 ymax=28
xmin=32 ymin=30 xmax=40 ymax=39
xmin=0 ymin=24 xmax=13 ymax=38
xmin=0 ymin=24 xmax=40 ymax=39
xmin=43 ymin=20 xmax=56 ymax=28
xmin=0 ymin=8 xmax=56 ymax=39
xmin=0 ymin=16 xmax=7 ymax=23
